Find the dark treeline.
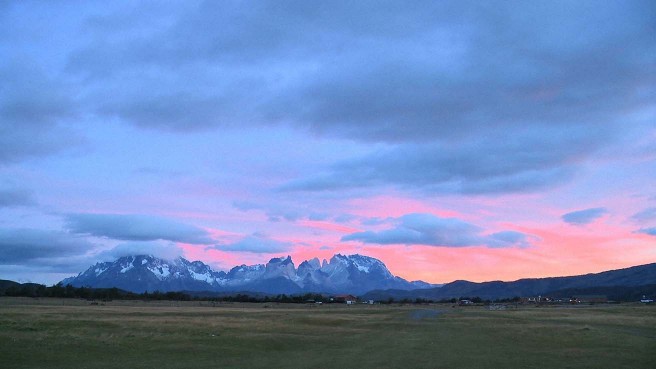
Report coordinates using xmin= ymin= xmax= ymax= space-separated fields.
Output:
xmin=546 ymin=284 xmax=656 ymax=302
xmin=5 ymin=280 xmax=649 ymax=303
xmin=0 ymin=281 xmax=513 ymax=304
xmin=391 ymin=296 xmax=521 ymax=304
xmin=1 ymin=282 xmax=139 ymax=301
xmin=0 ymin=282 xmax=351 ymax=303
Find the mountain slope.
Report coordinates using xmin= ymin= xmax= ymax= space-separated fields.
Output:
xmin=61 ymin=255 xmax=228 ymax=293
xmin=362 ymin=263 xmax=656 ymax=301
xmin=62 ymin=253 xmax=435 ymax=295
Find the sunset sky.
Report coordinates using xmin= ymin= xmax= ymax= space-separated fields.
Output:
xmin=1 ymin=0 xmax=655 ymax=285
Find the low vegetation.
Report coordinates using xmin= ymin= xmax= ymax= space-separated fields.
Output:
xmin=0 ymin=280 xmax=513 ymax=304
xmin=1 ymin=297 xmax=654 ymax=368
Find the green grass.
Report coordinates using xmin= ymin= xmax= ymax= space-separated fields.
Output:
xmin=1 ymin=298 xmax=654 ymax=368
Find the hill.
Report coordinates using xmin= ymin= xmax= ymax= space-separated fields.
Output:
xmin=362 ymin=262 xmax=656 ymax=301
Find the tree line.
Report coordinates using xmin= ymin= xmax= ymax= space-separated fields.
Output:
xmin=1 ymin=283 xmax=350 ymax=303
xmin=1 ymin=281 xmax=519 ymax=304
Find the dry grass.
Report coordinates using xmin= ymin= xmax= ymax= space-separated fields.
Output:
xmin=1 ymin=297 xmax=654 ymax=368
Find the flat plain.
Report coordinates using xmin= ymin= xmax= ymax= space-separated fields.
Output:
xmin=0 ymin=297 xmax=654 ymax=369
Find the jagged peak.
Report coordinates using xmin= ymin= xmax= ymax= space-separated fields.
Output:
xmin=301 ymin=257 xmax=321 ymax=268
xmin=63 ymin=252 xmax=420 ymax=295
xmin=230 ymin=263 xmax=264 ymax=271
xmin=268 ymin=255 xmax=292 ymax=264
xmin=297 ymin=258 xmax=321 ymax=274
xmin=330 ymin=253 xmax=378 ymax=261
xmin=330 ymin=254 xmax=349 ymax=265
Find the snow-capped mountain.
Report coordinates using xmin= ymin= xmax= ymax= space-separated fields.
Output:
xmin=61 ymin=255 xmax=228 ymax=293
xmin=62 ymin=254 xmax=436 ymax=295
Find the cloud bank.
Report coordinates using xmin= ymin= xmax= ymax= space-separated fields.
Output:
xmin=65 ymin=1 xmax=652 ymax=139
xmin=65 ymin=213 xmax=214 ymax=244
xmin=343 ymin=213 xmax=532 ymax=248
xmin=0 ymin=228 xmax=93 ymax=264
xmin=0 ymin=61 xmax=82 ymax=164
xmin=214 ymin=233 xmax=291 ymax=253
xmin=281 ymin=128 xmax=602 ymax=194
xmin=98 ymin=240 xmax=184 ymax=261
xmin=561 ymin=207 xmax=608 ymax=225
xmin=3 ymin=1 xmax=653 ymax=197
xmin=631 ymin=207 xmax=656 ymax=222
xmin=637 ymin=228 xmax=656 ymax=237
xmin=0 ymin=187 xmax=35 ymax=207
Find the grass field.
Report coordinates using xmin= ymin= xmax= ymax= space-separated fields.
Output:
xmin=1 ymin=297 xmax=654 ymax=368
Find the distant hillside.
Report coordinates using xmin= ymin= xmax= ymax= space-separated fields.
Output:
xmin=0 ymin=279 xmax=20 ymax=294
xmin=363 ymin=262 xmax=656 ymax=301
xmin=545 ymin=284 xmax=656 ymax=302
xmin=0 ymin=279 xmax=47 ymax=297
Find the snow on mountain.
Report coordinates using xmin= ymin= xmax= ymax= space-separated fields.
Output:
xmin=297 ymin=257 xmax=321 ymax=277
xmin=262 ymin=256 xmax=299 ymax=281
xmin=315 ymin=254 xmax=412 ymax=294
xmin=226 ymin=263 xmax=265 ymax=282
xmin=63 ymin=255 xmax=227 ymax=293
xmin=62 ymin=253 xmax=436 ymax=295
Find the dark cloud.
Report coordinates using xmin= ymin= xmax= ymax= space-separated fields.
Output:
xmin=342 ymin=213 xmax=532 ymax=248
xmin=3 ymin=1 xmax=651 ymax=195
xmin=0 ymin=61 xmax=82 ymax=164
xmin=631 ymin=207 xmax=656 ymax=222
xmin=561 ymin=207 xmax=608 ymax=225
xmin=0 ymin=255 xmax=109 ymax=284
xmin=65 ymin=213 xmax=214 ymax=244
xmin=0 ymin=187 xmax=35 ymax=207
xmin=97 ymin=241 xmax=183 ymax=261
xmin=213 ymin=233 xmax=291 ymax=253
xmin=280 ymin=127 xmax=599 ymax=194
xmin=64 ymin=0 xmax=653 ymax=141
xmin=0 ymin=62 xmax=72 ymax=127
xmin=0 ymin=228 xmax=93 ymax=264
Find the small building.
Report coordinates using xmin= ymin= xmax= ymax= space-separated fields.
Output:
xmin=520 ymin=296 xmax=552 ymax=304
xmin=333 ymin=294 xmax=358 ymax=304
xmin=458 ymin=299 xmax=473 ymax=306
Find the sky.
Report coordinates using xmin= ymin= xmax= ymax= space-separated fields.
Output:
xmin=1 ymin=0 xmax=655 ymax=285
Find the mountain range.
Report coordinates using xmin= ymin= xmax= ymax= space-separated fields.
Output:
xmin=60 ymin=254 xmax=656 ymax=299
xmin=61 ymin=254 xmax=434 ymax=295
xmin=362 ymin=262 xmax=656 ymax=301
